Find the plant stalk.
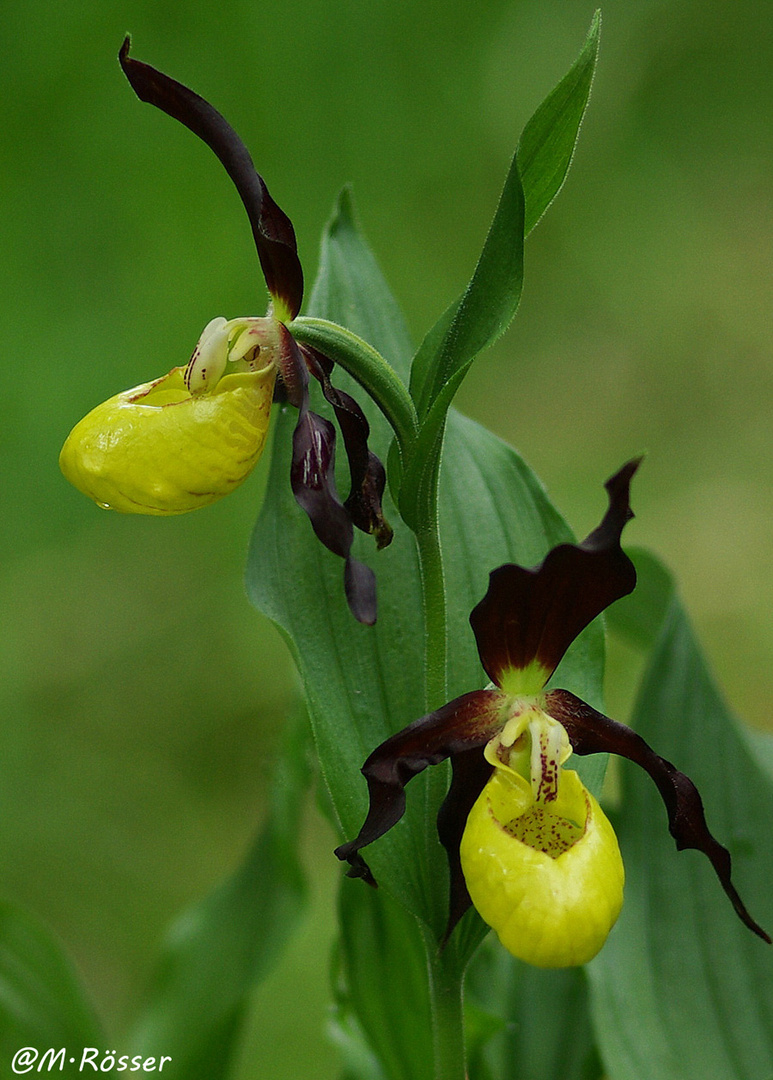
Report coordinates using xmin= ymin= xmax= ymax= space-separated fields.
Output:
xmin=421 ymin=923 xmax=468 ymax=1080
xmin=415 ymin=519 xmax=448 ymax=711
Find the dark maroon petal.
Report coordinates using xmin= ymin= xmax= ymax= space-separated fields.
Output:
xmin=470 ymin=459 xmax=641 ymax=687
xmin=276 ymin=322 xmax=308 ymax=408
xmin=301 ymin=344 xmax=393 ymax=549
xmin=119 ymin=37 xmax=303 ymax=319
xmin=290 ymin=406 xmax=375 ymax=624
xmin=335 ymin=689 xmax=507 ymax=882
xmin=344 ymin=556 xmax=377 ymax=627
xmin=291 ymin=407 xmax=352 ymax=558
xmin=547 ymin=688 xmax=771 ymax=943
xmin=281 ymin=327 xmax=375 ymax=624
xmin=437 ymin=747 xmax=494 ymax=944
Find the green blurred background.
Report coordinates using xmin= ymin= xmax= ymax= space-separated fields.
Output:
xmin=2 ymin=0 xmax=772 ymax=1073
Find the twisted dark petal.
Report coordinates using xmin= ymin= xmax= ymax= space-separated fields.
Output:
xmin=119 ymin=37 xmax=303 ymax=319
xmin=547 ymin=688 xmax=771 ymax=943
xmin=470 ymin=459 xmax=641 ymax=687
xmin=291 ymin=405 xmax=377 ymax=623
xmin=291 ymin=407 xmax=352 ymax=557
xmin=437 ymin=747 xmax=494 ymax=944
xmin=335 ymin=689 xmax=507 ymax=883
xmin=281 ymin=328 xmax=375 ymax=624
xmin=301 ymin=345 xmax=393 ymax=548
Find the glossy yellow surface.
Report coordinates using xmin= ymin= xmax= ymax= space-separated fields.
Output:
xmin=60 ymin=365 xmax=276 ymax=515
xmin=461 ymin=766 xmax=624 ymax=967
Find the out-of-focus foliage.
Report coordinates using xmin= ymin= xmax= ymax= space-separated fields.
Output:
xmin=1 ymin=1 xmax=772 ymax=1075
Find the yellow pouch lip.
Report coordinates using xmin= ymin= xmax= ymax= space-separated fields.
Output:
xmin=123 ymin=364 xmax=275 ymax=405
xmin=485 ymin=763 xmax=587 ymax=834
xmin=461 ymin=767 xmax=625 ymax=968
xmin=60 ymin=364 xmax=277 ymax=515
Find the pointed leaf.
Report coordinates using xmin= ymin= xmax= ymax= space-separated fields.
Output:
xmin=399 ymin=13 xmax=599 ymax=528
xmin=518 ymin=11 xmax=601 ymax=235
xmin=588 ymin=573 xmax=773 ymax=1080
xmin=309 ymin=189 xmax=415 ymax=382
xmin=408 ymin=155 xmax=525 ymax=421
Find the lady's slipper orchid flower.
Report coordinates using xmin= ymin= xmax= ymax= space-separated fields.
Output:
xmin=59 ymin=40 xmax=391 ymax=624
xmin=336 ymin=461 xmax=770 ymax=965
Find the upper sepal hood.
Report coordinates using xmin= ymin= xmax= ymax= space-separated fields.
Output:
xmin=470 ymin=458 xmax=640 ymax=693
xmin=119 ymin=37 xmax=303 ymax=323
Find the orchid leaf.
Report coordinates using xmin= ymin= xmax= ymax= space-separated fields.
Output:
xmin=407 ymin=154 xmax=525 ymax=424
xmin=399 ymin=156 xmax=524 ymax=528
xmin=308 ymin=188 xmax=415 ymax=380
xmin=0 ymin=901 xmax=103 ymax=1060
xmin=518 ymin=10 xmax=601 ymax=235
xmin=588 ymin=551 xmax=773 ymax=1080
xmin=247 ymin=191 xmax=605 ymax=950
xmin=604 ymin=545 xmax=674 ymax=650
xmin=399 ymin=11 xmax=599 ymax=529
xmin=128 ymin=705 xmax=310 ymax=1079
xmin=466 ymin=938 xmax=602 ymax=1080
xmin=335 ymin=880 xmax=433 ymax=1080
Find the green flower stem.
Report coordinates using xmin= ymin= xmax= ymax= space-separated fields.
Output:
xmin=421 ymin=924 xmax=468 ymax=1080
xmin=289 ymin=316 xmax=419 ymax=455
xmin=294 ymin=316 xmax=463 ymax=1070
xmin=415 ymin=519 xmax=447 ymax=711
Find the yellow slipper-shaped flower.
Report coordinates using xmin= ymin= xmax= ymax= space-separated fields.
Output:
xmin=460 ymin=766 xmax=624 ymax=968
xmin=60 ymin=361 xmax=276 ymax=515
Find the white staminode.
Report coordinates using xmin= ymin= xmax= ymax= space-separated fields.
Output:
xmin=484 ymin=700 xmax=572 ymax=805
xmin=185 ymin=317 xmax=230 ymax=393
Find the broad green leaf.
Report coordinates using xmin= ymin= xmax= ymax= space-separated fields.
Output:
xmin=741 ymin=725 xmax=773 ymax=785
xmin=518 ymin=10 xmax=601 ymax=236
xmin=0 ymin=900 xmax=102 ymax=1059
xmin=466 ymin=938 xmax=602 ymax=1080
xmin=335 ymin=880 xmax=433 ymax=1080
xmin=128 ymin=706 xmax=310 ymax=1078
xmin=588 ymin=567 xmax=773 ymax=1080
xmin=604 ymin=546 xmax=675 ymax=650
xmin=247 ymin=192 xmax=605 ymax=953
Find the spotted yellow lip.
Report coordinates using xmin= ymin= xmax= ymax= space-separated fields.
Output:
xmin=59 ymin=364 xmax=277 ymax=515
xmin=461 ymin=766 xmax=624 ymax=968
